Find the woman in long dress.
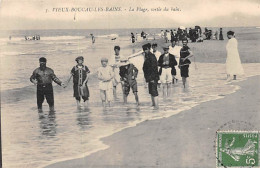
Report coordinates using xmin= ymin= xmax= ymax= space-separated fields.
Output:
xmin=226 ymin=31 xmax=244 ymax=80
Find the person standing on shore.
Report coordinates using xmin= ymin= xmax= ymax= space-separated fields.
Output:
xmin=166 ymin=30 xmax=171 ymax=43
xmin=30 ymin=57 xmax=65 ymax=112
xmin=226 ymin=31 xmax=244 ymax=80
xmin=214 ymin=30 xmax=219 ymax=40
xmin=179 ymin=39 xmax=193 ymax=88
xmin=90 ymin=34 xmax=95 ymax=44
xmin=219 ymin=28 xmax=224 ymax=40
xmin=161 ymin=30 xmax=164 ymax=39
xmin=98 ymin=57 xmax=114 ymax=107
xmin=109 ymin=46 xmax=123 ymax=100
xmin=66 ymin=56 xmax=90 ymax=107
xmin=142 ymin=44 xmax=159 ymax=109
xmin=158 ymin=45 xmax=177 ymax=97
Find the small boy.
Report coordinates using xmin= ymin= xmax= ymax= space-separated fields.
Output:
xmin=119 ymin=57 xmax=140 ymax=106
xmin=97 ymin=57 xmax=114 ymax=107
xmin=109 ymin=46 xmax=123 ymax=100
xmin=67 ymin=56 xmax=90 ymax=107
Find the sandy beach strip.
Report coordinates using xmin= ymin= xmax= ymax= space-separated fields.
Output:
xmin=46 ymin=75 xmax=260 ymax=168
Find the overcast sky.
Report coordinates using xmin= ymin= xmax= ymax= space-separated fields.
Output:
xmin=0 ymin=0 xmax=260 ymax=30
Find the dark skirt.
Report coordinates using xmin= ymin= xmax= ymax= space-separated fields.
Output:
xmin=148 ymin=81 xmax=158 ymax=97
xmin=219 ymin=34 xmax=224 ymax=40
xmin=180 ymin=65 xmax=189 ymax=78
xmin=73 ymin=83 xmax=89 ymax=99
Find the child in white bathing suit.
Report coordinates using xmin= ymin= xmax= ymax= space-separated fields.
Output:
xmin=97 ymin=57 xmax=114 ymax=107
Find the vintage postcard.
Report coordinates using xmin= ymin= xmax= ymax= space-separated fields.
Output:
xmin=0 ymin=0 xmax=260 ymax=168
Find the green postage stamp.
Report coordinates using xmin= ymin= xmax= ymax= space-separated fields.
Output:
xmin=216 ymin=131 xmax=259 ymax=167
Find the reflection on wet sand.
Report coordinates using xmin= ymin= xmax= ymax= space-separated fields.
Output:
xmin=38 ymin=111 xmax=57 ymax=138
xmin=76 ymin=107 xmax=92 ymax=130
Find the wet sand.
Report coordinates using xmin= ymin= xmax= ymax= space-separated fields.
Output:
xmin=46 ymin=76 xmax=260 ymax=167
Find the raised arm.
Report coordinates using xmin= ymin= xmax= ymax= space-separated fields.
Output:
xmin=67 ymin=74 xmax=73 ymax=84
xmin=127 ymin=50 xmax=144 ymax=59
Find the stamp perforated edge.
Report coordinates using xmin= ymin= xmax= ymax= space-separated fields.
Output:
xmin=216 ymin=130 xmax=260 ymax=168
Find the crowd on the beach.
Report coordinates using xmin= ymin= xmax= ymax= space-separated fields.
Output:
xmin=30 ymin=29 xmax=243 ymax=112
xmin=24 ymin=35 xmax=41 ymax=41
xmin=128 ymin=27 xmax=225 ymax=45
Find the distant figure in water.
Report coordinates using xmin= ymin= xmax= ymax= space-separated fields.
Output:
xmin=214 ymin=30 xmax=219 ymax=40
xmin=226 ymin=31 xmax=244 ymax=80
xmin=90 ymin=34 xmax=95 ymax=44
xmin=97 ymin=57 xmax=114 ymax=107
xmin=66 ymin=56 xmax=90 ymax=107
xmin=30 ymin=57 xmax=65 ymax=112
xmin=219 ymin=28 xmax=224 ymax=40
xmin=141 ymin=31 xmax=147 ymax=40
xmin=131 ymin=32 xmax=135 ymax=44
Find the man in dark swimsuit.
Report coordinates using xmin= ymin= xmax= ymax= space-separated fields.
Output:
xmin=30 ymin=57 xmax=65 ymax=112
xmin=179 ymin=39 xmax=193 ymax=88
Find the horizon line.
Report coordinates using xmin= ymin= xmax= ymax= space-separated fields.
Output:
xmin=1 ymin=26 xmax=259 ymax=31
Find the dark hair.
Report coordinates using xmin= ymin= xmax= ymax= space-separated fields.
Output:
xmin=39 ymin=57 xmax=47 ymax=62
xmin=147 ymin=43 xmax=151 ymax=49
xmin=152 ymin=43 xmax=157 ymax=47
xmin=142 ymin=44 xmax=149 ymax=51
xmin=227 ymin=31 xmax=235 ymax=36
xmin=114 ymin=46 xmax=120 ymax=51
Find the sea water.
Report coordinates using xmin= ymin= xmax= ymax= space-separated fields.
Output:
xmin=1 ymin=27 xmax=260 ymax=167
